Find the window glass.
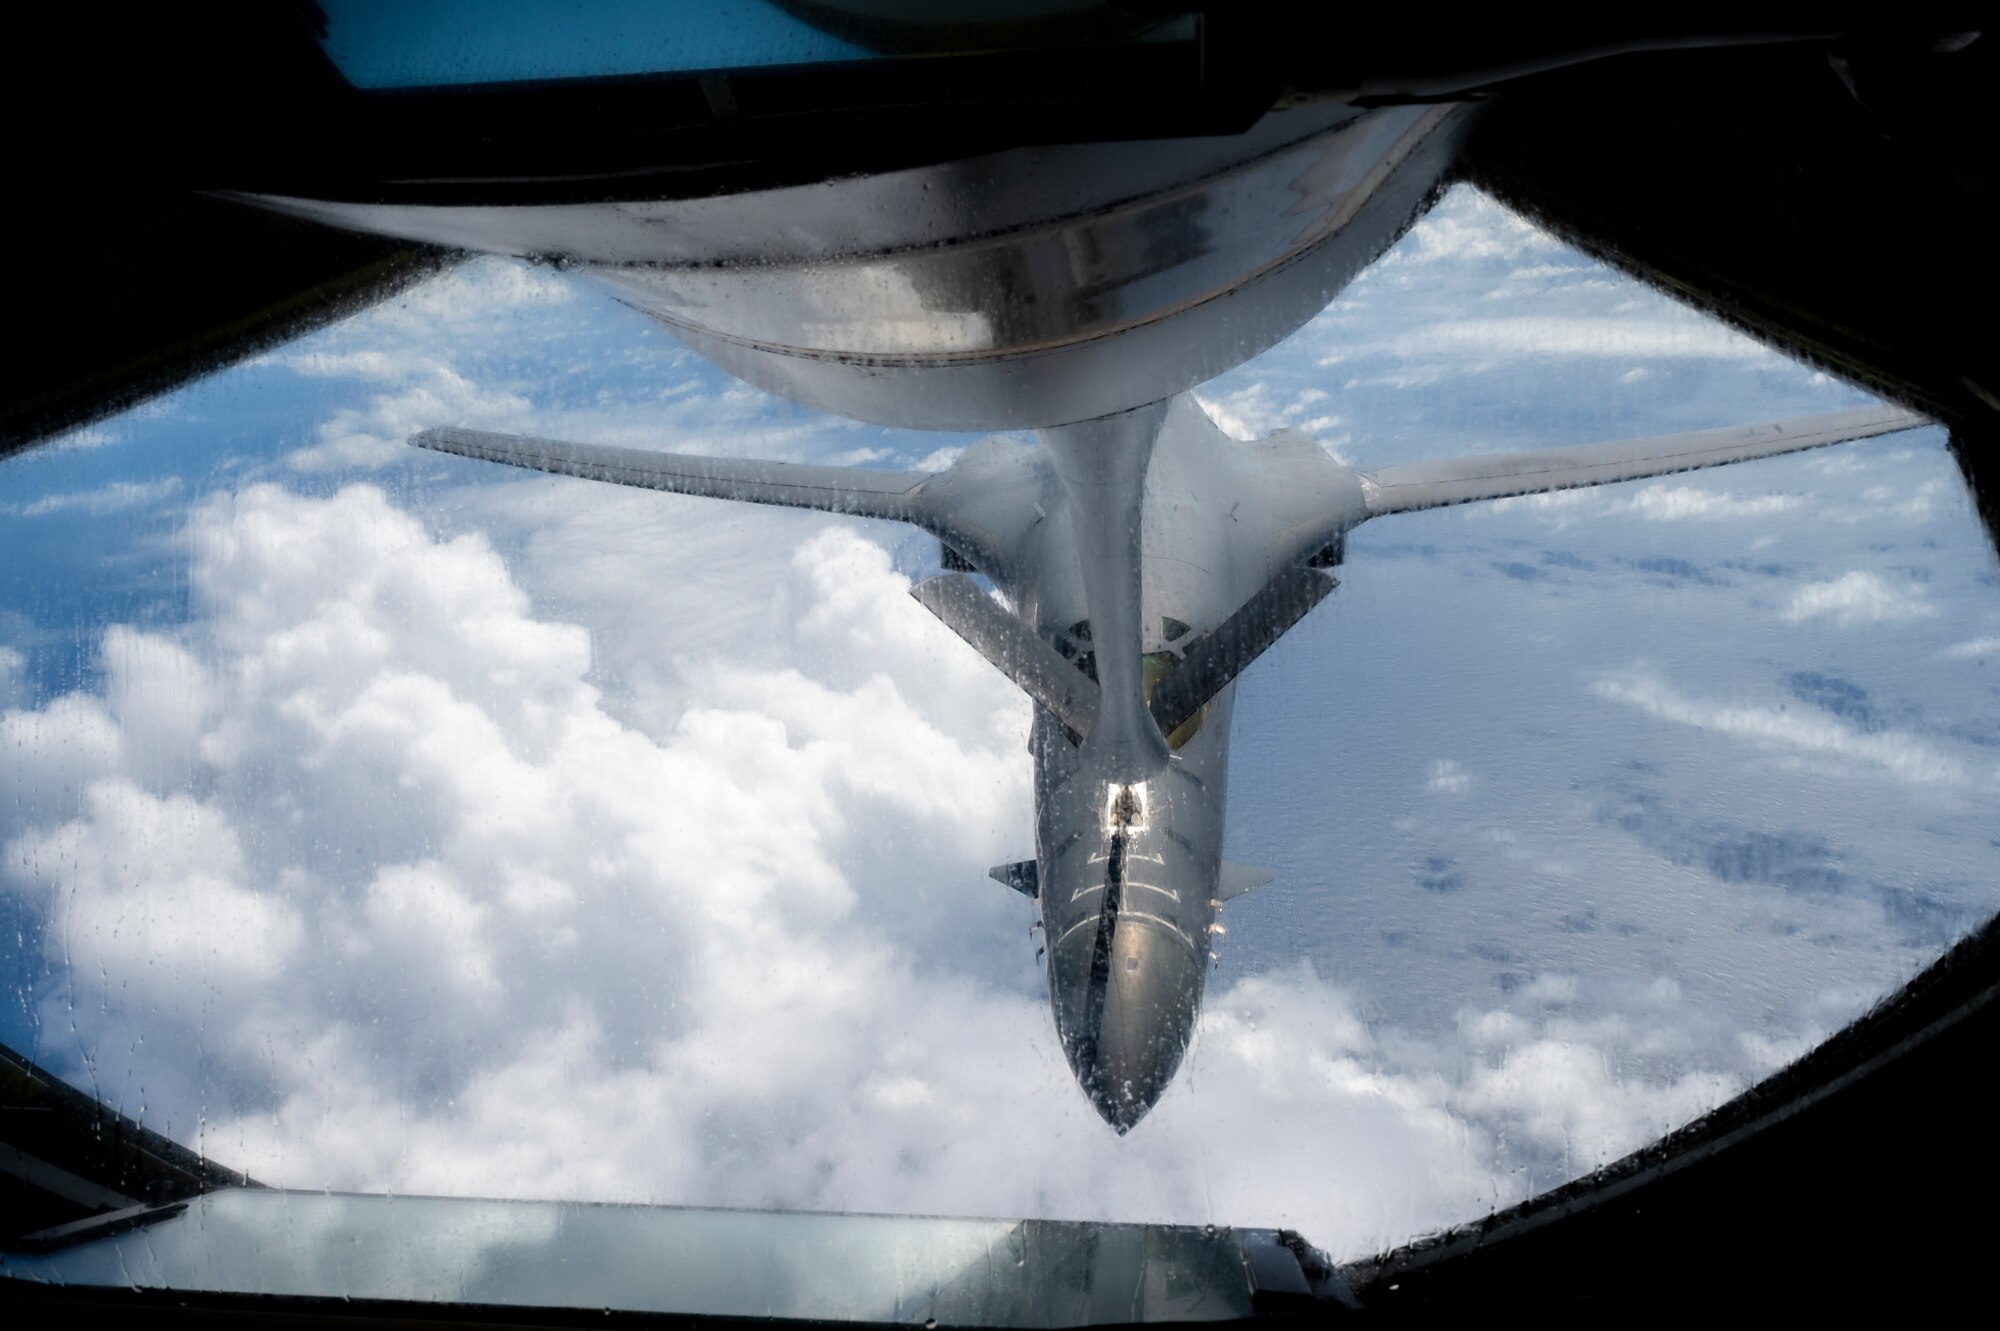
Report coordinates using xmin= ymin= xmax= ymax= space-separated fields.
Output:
xmin=1 ymin=185 xmax=1992 ymax=1259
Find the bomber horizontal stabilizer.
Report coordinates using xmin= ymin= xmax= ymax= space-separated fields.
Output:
xmin=1219 ymin=862 xmax=1273 ymax=900
xmin=911 ymin=573 xmax=1100 ymax=738
xmin=989 ymin=861 xmax=1039 ymax=899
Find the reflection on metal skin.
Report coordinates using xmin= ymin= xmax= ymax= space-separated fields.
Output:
xmin=386 ymin=380 xmax=1923 ymax=1131
xmin=250 ymin=94 xmax=1908 ymax=1134
xmin=1036 ymin=660 xmax=1236 ymax=1132
xmin=1051 ymin=910 xmax=1205 ymax=1134
xmin=246 ymin=103 xmax=1466 ymax=429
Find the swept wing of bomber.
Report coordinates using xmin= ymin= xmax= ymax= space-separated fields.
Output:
xmin=253 ymin=96 xmax=1929 ymax=1128
xmin=410 ymin=399 xmax=1926 ymax=1130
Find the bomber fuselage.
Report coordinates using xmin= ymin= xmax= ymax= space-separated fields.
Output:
xmin=404 ymin=389 xmax=1920 ymax=1131
xmin=978 ymin=397 xmax=1364 ymax=1130
xmin=350 ymin=84 xmax=1917 ymax=1134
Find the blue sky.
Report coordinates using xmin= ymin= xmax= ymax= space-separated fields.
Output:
xmin=1 ymin=186 xmax=1995 ymax=1257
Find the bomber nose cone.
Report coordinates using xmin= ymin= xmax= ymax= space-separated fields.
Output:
xmin=1053 ymin=923 xmax=1204 ymax=1134
xmin=1074 ymin=1023 xmax=1181 ymax=1134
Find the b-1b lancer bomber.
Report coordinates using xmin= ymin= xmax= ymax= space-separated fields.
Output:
xmin=260 ymin=99 xmax=1928 ymax=1129
xmin=410 ymin=399 xmax=1924 ymax=1129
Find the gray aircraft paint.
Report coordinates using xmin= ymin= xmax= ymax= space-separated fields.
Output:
xmin=413 ymin=398 xmax=1923 ymax=1128
xmin=242 ymin=102 xmax=1473 ymax=1127
xmin=251 ymin=89 xmax=1926 ymax=1127
xmin=242 ymin=104 xmax=1468 ymax=432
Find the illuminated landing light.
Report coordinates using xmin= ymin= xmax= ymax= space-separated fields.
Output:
xmin=1103 ymin=781 xmax=1150 ymax=833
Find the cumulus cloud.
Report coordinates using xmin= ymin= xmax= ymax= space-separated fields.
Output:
xmin=1453 ymin=1010 xmax=1737 ymax=1168
xmin=269 ymin=263 xmax=588 ymax=470
xmin=1194 ymin=390 xmax=1262 ymax=441
xmin=289 ymin=357 xmax=533 ymax=471
xmin=6 ymin=181 xmax=1992 ymax=1265
xmin=8 ymin=477 xmax=182 ymax=517
xmin=1592 ymin=669 xmax=1965 ymax=786
xmin=1385 ymin=196 xmax=1567 ymax=268
xmin=1427 ymin=760 xmax=1476 ymax=794
xmin=266 ymin=258 xmax=863 ymax=477
xmin=1382 ymin=316 xmax=1777 ymax=365
xmin=0 ymin=693 xmax=125 ymax=811
xmin=1482 ymin=483 xmax=1804 ymax=527
xmin=42 ymin=425 xmax=120 ymax=452
xmin=1942 ymin=635 xmax=2000 ymax=661
xmin=0 ymin=645 xmax=21 ymax=708
xmin=1782 ymin=571 xmax=1936 ymax=626
xmin=1619 ymin=486 xmax=1800 ymax=522
xmin=8 ymin=782 xmax=305 ymax=1012
xmin=0 ymin=481 xmax=1769 ymax=1255
xmin=1194 ymin=383 xmax=1349 ymax=455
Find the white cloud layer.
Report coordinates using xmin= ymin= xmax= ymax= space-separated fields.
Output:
xmin=1942 ymin=635 xmax=2000 ymax=661
xmin=4 ymin=181 xmax=1993 ymax=1266
xmin=1782 ymin=571 xmax=1936 ymax=626
xmin=1381 ymin=316 xmax=1779 ymax=365
xmin=1618 ymin=485 xmax=1800 ymax=522
xmin=1388 ymin=203 xmax=1567 ymax=268
xmin=1592 ymin=669 xmax=1966 ymax=786
xmin=0 ymin=483 xmax=1778 ymax=1255
xmin=8 ymin=477 xmax=183 ymax=517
